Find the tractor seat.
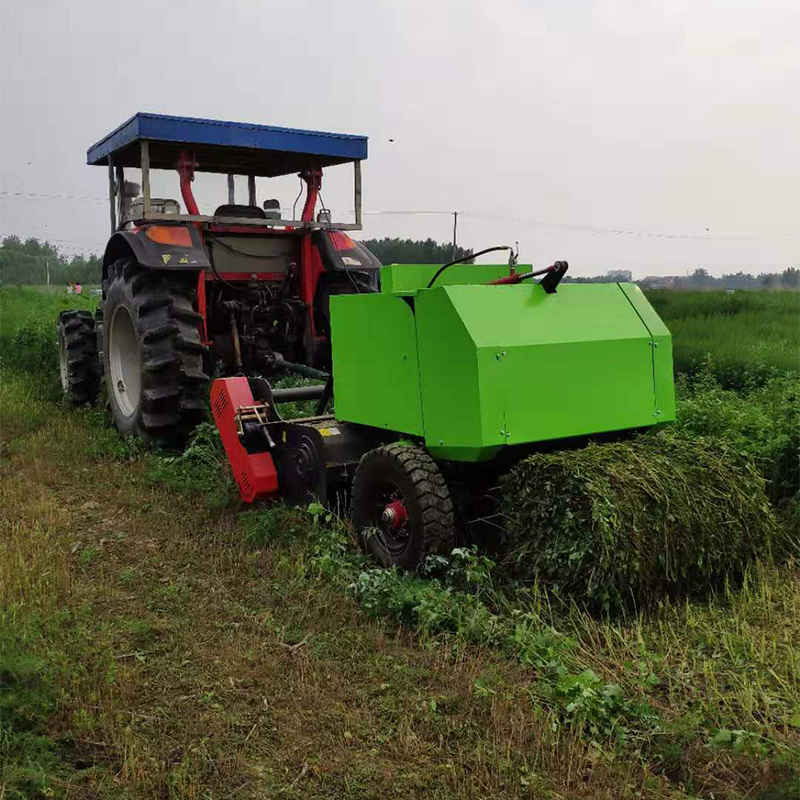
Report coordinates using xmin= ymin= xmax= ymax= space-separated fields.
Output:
xmin=213 ymin=204 xmax=266 ymax=219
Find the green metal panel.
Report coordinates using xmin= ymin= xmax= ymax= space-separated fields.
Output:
xmin=330 ymin=292 xmax=423 ymax=435
xmin=618 ymin=283 xmax=677 ymax=423
xmin=415 ymin=283 xmax=667 ymax=460
xmin=330 ymin=278 xmax=675 ymax=463
xmin=380 ymin=263 xmax=521 ymax=294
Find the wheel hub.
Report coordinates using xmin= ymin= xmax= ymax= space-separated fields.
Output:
xmin=58 ymin=332 xmax=69 ymax=392
xmin=108 ymin=305 xmax=142 ymax=418
xmin=381 ymin=499 xmax=408 ymax=530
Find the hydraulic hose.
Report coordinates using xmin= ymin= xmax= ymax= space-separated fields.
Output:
xmin=426 ymin=246 xmax=514 ymax=289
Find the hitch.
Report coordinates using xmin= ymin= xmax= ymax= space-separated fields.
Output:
xmin=488 ymin=260 xmax=569 ymax=292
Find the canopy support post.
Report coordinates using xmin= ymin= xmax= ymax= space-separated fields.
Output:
xmin=140 ymin=140 xmax=151 ymax=218
xmin=115 ymin=165 xmax=125 ymax=227
xmin=247 ymin=175 xmax=256 ymax=207
xmin=354 ymin=160 xmax=362 ymax=228
xmin=108 ymin=159 xmax=117 ymax=234
xmin=227 ymin=174 xmax=235 ymax=204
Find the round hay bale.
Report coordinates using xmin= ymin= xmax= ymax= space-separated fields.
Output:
xmin=499 ymin=429 xmax=779 ymax=611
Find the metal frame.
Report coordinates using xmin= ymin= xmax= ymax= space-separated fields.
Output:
xmin=137 ymin=212 xmax=362 ymax=230
xmin=106 ymin=141 xmax=363 ymax=233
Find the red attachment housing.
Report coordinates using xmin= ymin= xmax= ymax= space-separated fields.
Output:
xmin=210 ymin=377 xmax=279 ymax=503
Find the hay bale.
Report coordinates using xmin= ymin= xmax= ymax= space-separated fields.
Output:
xmin=500 ymin=429 xmax=779 ymax=611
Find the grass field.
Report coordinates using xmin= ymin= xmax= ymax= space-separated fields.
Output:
xmin=1 ymin=286 xmax=798 ymax=799
xmin=645 ymin=290 xmax=800 ymax=387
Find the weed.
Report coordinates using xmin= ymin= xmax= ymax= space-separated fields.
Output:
xmin=146 ymin=422 xmax=235 ymax=509
xmin=674 ymin=368 xmax=800 ymax=508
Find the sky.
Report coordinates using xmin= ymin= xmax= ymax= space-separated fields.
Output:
xmin=1 ymin=0 xmax=798 ymax=277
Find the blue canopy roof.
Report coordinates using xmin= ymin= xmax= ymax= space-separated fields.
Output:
xmin=87 ymin=113 xmax=368 ymax=177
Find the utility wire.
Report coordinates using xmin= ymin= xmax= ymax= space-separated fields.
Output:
xmin=3 ymin=189 xmax=800 ymax=242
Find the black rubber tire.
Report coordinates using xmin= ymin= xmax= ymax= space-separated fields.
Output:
xmin=102 ymin=257 xmax=209 ymax=445
xmin=57 ymin=310 xmax=100 ymax=405
xmin=94 ymin=307 xmax=105 ymax=382
xmin=351 ymin=443 xmax=455 ymax=570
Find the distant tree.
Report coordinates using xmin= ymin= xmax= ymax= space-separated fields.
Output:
xmin=0 ymin=237 xmax=100 ymax=286
xmin=781 ymin=267 xmax=800 ymax=288
xmin=361 ymin=237 xmax=472 ymax=265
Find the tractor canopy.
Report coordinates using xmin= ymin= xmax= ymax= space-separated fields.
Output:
xmin=87 ymin=112 xmax=367 ymax=176
xmin=330 ymin=265 xmax=676 ymax=461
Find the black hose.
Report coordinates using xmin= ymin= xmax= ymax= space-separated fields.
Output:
xmin=426 ymin=246 xmax=513 ymax=289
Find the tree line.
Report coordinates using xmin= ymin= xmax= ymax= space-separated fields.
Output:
xmin=1 ymin=235 xmax=797 ymax=290
xmin=565 ymin=266 xmax=800 ymax=290
xmin=360 ymin=237 xmax=472 ymax=265
xmin=0 ymin=236 xmax=100 ymax=286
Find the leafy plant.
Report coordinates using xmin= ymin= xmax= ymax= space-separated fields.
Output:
xmin=146 ymin=422 xmax=235 ymax=509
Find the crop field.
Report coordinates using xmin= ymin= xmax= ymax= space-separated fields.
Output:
xmin=1 ymin=286 xmax=798 ymax=799
xmin=646 ymin=290 xmax=800 ymax=388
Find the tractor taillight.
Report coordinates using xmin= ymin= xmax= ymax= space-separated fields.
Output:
xmin=145 ymin=226 xmax=193 ymax=247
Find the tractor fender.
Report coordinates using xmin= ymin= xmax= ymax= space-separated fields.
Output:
xmin=102 ymin=227 xmax=210 ymax=283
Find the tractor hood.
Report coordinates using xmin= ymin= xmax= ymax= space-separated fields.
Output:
xmin=330 ymin=266 xmax=675 ymax=462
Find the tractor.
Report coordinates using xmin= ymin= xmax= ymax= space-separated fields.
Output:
xmin=58 ymin=113 xmax=676 ymax=569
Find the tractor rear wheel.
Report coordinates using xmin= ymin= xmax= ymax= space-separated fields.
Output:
xmin=57 ymin=310 xmax=100 ymax=405
xmin=102 ymin=257 xmax=209 ymax=445
xmin=351 ymin=443 xmax=455 ymax=570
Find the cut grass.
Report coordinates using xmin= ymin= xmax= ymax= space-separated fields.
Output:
xmin=500 ymin=429 xmax=781 ymax=611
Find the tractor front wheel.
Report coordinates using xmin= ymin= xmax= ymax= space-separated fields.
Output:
xmin=351 ymin=443 xmax=455 ymax=570
xmin=102 ymin=258 xmax=209 ymax=445
xmin=57 ymin=310 xmax=100 ymax=405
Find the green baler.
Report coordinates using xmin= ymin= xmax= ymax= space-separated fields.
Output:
xmin=211 ymin=259 xmax=675 ymax=570
xmin=331 ymin=264 xmax=675 ymax=462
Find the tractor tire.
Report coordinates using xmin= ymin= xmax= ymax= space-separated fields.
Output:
xmin=102 ymin=257 xmax=209 ymax=445
xmin=351 ymin=442 xmax=455 ymax=570
xmin=57 ymin=310 xmax=100 ymax=405
xmin=94 ymin=307 xmax=105 ymax=382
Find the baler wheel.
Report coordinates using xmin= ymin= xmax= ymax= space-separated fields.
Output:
xmin=102 ymin=257 xmax=209 ymax=445
xmin=57 ymin=310 xmax=100 ymax=405
xmin=351 ymin=443 xmax=455 ymax=570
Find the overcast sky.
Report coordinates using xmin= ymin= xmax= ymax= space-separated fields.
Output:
xmin=1 ymin=0 xmax=798 ymax=276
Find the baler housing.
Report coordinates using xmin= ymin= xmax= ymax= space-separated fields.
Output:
xmin=330 ymin=264 xmax=675 ymax=461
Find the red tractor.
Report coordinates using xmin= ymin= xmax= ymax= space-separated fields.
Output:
xmin=59 ymin=113 xmax=379 ymax=443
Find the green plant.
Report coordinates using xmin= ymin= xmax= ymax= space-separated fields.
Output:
xmin=674 ymin=368 xmax=800 ymax=508
xmin=146 ymin=422 xmax=234 ymax=508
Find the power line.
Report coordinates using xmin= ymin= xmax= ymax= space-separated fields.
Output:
xmin=2 ymin=189 xmax=799 ymax=243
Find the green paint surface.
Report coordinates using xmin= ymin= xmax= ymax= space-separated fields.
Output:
xmin=330 ymin=292 xmax=423 ymax=435
xmin=380 ymin=263 xmax=519 ymax=294
xmin=331 ymin=268 xmax=675 ymax=462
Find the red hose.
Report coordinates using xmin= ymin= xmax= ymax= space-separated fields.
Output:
xmin=177 ymin=151 xmax=200 ymax=217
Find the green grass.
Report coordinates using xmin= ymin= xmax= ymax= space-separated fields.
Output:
xmin=0 ymin=286 xmax=97 ymax=394
xmin=645 ymin=290 xmax=800 ymax=387
xmin=1 ymin=285 xmax=798 ymax=799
